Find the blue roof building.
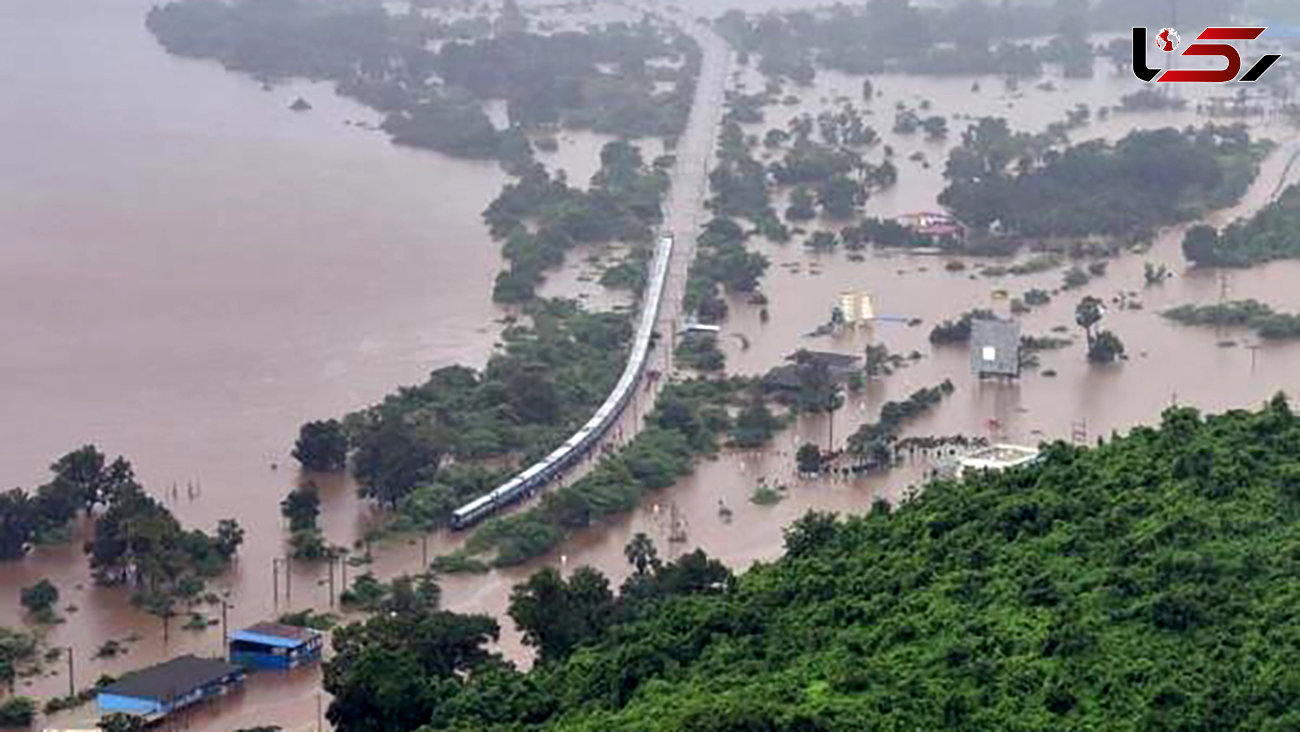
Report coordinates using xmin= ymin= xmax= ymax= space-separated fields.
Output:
xmin=229 ymin=622 xmax=324 ymax=670
xmin=97 ymin=655 xmax=244 ymax=723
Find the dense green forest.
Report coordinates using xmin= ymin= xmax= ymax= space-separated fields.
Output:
xmin=320 ymin=395 xmax=1300 ymax=732
xmin=1181 ymin=185 xmax=1300 ymax=267
xmin=146 ymin=0 xmax=699 ymax=160
xmin=713 ymin=0 xmax=1235 ymax=83
xmin=941 ymin=121 xmax=1266 ymax=240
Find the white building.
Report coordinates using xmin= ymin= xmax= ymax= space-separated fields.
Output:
xmin=957 ymin=444 xmax=1040 ymax=478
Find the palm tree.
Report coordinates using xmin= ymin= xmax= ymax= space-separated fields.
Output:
xmin=1075 ymin=296 xmax=1104 ymax=349
xmin=624 ymin=533 xmax=660 ymax=576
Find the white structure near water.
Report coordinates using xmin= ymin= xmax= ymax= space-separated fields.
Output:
xmin=956 ymin=444 xmax=1041 ymax=478
xmin=837 ymin=291 xmax=875 ymax=326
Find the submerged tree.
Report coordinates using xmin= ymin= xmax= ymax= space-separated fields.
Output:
xmin=281 ymin=484 xmax=321 ymax=532
xmin=19 ymin=580 xmax=58 ymax=618
xmin=796 ymin=443 xmax=822 ymax=474
xmin=293 ymin=420 xmax=348 ymax=472
xmin=1088 ymin=330 xmax=1126 ymax=363
xmin=864 ymin=343 xmax=893 ymax=380
xmin=1075 ymin=295 xmax=1104 ymax=349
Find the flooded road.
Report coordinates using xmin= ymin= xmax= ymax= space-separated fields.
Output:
xmin=5 ymin=1 xmax=1300 ymax=730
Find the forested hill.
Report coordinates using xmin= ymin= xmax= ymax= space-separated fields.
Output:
xmin=394 ymin=396 xmax=1300 ymax=732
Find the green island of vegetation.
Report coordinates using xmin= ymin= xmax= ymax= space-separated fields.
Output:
xmin=941 ymin=121 xmax=1267 ymax=244
xmin=714 ymin=0 xmax=1232 ymax=84
xmin=846 ymin=381 xmax=955 ymax=465
xmin=314 ymin=394 xmax=1300 ymax=732
xmin=146 ymin=0 xmax=699 ymax=160
xmin=683 ymin=218 xmax=770 ymax=327
xmin=1164 ymin=299 xmax=1300 ymax=340
xmin=1182 ymin=184 xmax=1300 ymax=267
xmin=487 ymin=141 xmax=670 ymax=303
xmin=715 ymin=1 xmax=1094 ymax=82
xmin=928 ymin=309 xmax=996 ymax=345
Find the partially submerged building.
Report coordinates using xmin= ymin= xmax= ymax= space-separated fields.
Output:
xmin=970 ymin=317 xmax=1021 ymax=379
xmin=96 ymin=655 xmax=244 ymax=723
xmin=228 ymin=622 xmax=324 ymax=670
xmin=897 ymin=211 xmax=968 ymax=243
xmin=834 ymin=291 xmax=875 ymax=328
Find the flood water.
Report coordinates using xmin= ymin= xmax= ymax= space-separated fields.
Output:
xmin=4 ymin=1 xmax=1300 ymax=731
xmin=0 ymin=0 xmax=512 ymax=727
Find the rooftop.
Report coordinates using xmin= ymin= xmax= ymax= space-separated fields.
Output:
xmin=99 ymin=655 xmax=242 ymax=702
xmin=240 ymin=622 xmax=319 ymax=642
xmin=230 ymin=622 xmax=321 ymax=648
xmin=959 ymin=444 xmax=1040 ymax=471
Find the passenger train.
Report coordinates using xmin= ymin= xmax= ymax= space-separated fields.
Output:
xmin=450 ymin=232 xmax=675 ymax=530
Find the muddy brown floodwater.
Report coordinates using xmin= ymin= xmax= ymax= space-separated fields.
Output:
xmin=0 ymin=0 xmax=513 ymax=727
xmin=4 ymin=2 xmax=1300 ymax=731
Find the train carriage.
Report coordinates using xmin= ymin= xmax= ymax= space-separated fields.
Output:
xmin=450 ymin=233 xmax=674 ymax=530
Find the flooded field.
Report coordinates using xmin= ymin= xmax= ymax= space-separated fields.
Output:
xmin=4 ymin=1 xmax=1300 ymax=730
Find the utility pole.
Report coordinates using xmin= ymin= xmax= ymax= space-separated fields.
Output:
xmin=827 ymin=408 xmax=834 ymax=453
xmin=1071 ymin=419 xmax=1088 ymax=446
xmin=220 ymin=601 xmax=230 ymax=652
xmin=421 ymin=534 xmax=428 ymax=568
xmin=285 ymin=556 xmax=291 ymax=604
xmin=1247 ymin=343 xmax=1262 ymax=372
xmin=66 ymin=647 xmax=74 ymax=697
xmin=328 ymin=556 xmax=336 ymax=609
xmin=272 ymin=558 xmax=280 ymax=611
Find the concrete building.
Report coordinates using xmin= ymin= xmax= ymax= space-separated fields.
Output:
xmin=228 ymin=622 xmax=324 ymax=670
xmin=96 ymin=655 xmax=244 ymax=723
xmin=836 ymin=291 xmax=875 ymax=327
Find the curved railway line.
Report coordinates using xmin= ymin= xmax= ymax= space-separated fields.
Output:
xmin=450 ymin=6 xmax=730 ymax=530
xmin=450 ymin=232 xmax=676 ymax=529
